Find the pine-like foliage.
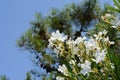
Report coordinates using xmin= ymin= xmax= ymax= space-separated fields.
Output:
xmin=25 ymin=72 xmax=32 ymax=80
xmin=17 ymin=0 xmax=110 ymax=79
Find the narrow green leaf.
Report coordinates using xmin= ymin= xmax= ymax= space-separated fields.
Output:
xmin=117 ymin=0 xmax=120 ymax=4
xmin=107 ymin=6 xmax=120 ymax=13
xmin=113 ymin=0 xmax=120 ymax=8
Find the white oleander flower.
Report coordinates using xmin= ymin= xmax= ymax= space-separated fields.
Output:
xmin=49 ymin=30 xmax=68 ymax=42
xmin=66 ymin=38 xmax=75 ymax=48
xmin=72 ymin=46 xmax=79 ymax=55
xmin=53 ymin=43 xmax=63 ymax=54
xmin=103 ymin=36 xmax=109 ymax=41
xmin=84 ymin=38 xmax=100 ymax=51
xmin=103 ymin=36 xmax=114 ymax=45
xmin=109 ymin=41 xmax=114 ymax=45
xmin=75 ymin=36 xmax=86 ymax=44
xmin=94 ymin=34 xmax=102 ymax=40
xmin=77 ymin=63 xmax=81 ymax=67
xmin=94 ymin=32 xmax=103 ymax=41
xmin=105 ymin=14 xmax=112 ymax=18
xmin=102 ymin=30 xmax=108 ymax=35
xmin=112 ymin=26 xmax=118 ymax=28
xmin=58 ymin=64 xmax=69 ymax=76
xmin=66 ymin=38 xmax=80 ymax=55
xmin=110 ymin=63 xmax=114 ymax=69
xmin=48 ymin=30 xmax=67 ymax=49
xmin=48 ymin=41 xmax=54 ymax=48
xmin=98 ymin=31 xmax=102 ymax=36
xmin=93 ymin=49 xmax=107 ymax=63
xmin=56 ymin=76 xmax=65 ymax=80
xmin=80 ymin=60 xmax=91 ymax=75
xmin=94 ymin=30 xmax=107 ymax=41
xmin=54 ymin=48 xmax=60 ymax=55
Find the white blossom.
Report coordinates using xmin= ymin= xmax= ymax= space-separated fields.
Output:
xmin=94 ymin=32 xmax=103 ymax=41
xmin=93 ymin=49 xmax=107 ymax=63
xmin=84 ymin=38 xmax=100 ymax=51
xmin=102 ymin=30 xmax=108 ymax=35
xmin=77 ymin=63 xmax=81 ymax=67
xmin=98 ymin=31 xmax=102 ymax=36
xmin=53 ymin=43 xmax=63 ymax=54
xmin=49 ymin=30 xmax=67 ymax=42
xmin=54 ymin=48 xmax=60 ymax=55
xmin=48 ymin=30 xmax=67 ymax=53
xmin=56 ymin=76 xmax=65 ymax=80
xmin=48 ymin=29 xmax=115 ymax=78
xmin=110 ymin=63 xmax=114 ymax=69
xmin=93 ymin=30 xmax=107 ymax=41
xmin=109 ymin=41 xmax=114 ymax=45
xmin=103 ymin=36 xmax=114 ymax=45
xmin=103 ymin=36 xmax=109 ymax=42
xmin=105 ymin=14 xmax=112 ymax=18
xmin=75 ymin=36 xmax=86 ymax=44
xmin=72 ymin=46 xmax=79 ymax=55
xmin=58 ymin=64 xmax=69 ymax=76
xmin=66 ymin=38 xmax=80 ymax=55
xmin=67 ymin=36 xmax=85 ymax=49
xmin=48 ymin=41 xmax=54 ymax=48
xmin=66 ymin=39 xmax=75 ymax=49
xmin=80 ymin=60 xmax=91 ymax=75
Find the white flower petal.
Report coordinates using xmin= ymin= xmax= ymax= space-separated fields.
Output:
xmin=50 ymin=30 xmax=68 ymax=42
xmin=58 ymin=64 xmax=69 ymax=76
xmin=93 ymin=49 xmax=107 ymax=63
xmin=80 ymin=60 xmax=91 ymax=75
xmin=56 ymin=76 xmax=64 ymax=80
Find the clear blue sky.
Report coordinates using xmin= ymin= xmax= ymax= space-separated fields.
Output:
xmin=0 ymin=0 xmax=113 ymax=80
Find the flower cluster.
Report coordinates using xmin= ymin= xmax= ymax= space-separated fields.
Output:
xmin=48 ymin=30 xmax=115 ymax=79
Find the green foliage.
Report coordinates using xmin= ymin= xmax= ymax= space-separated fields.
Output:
xmin=17 ymin=0 xmax=120 ymax=79
xmin=17 ymin=0 xmax=102 ymax=79
xmin=107 ymin=49 xmax=120 ymax=80
xmin=107 ymin=0 xmax=120 ymax=13
xmin=25 ymin=72 xmax=32 ymax=80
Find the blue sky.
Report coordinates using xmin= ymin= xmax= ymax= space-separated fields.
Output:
xmin=0 ymin=0 xmax=113 ymax=80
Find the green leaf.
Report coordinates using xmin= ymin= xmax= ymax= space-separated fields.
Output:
xmin=107 ymin=6 xmax=120 ymax=13
xmin=113 ymin=0 xmax=120 ymax=8
xmin=118 ymin=0 xmax=120 ymax=3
